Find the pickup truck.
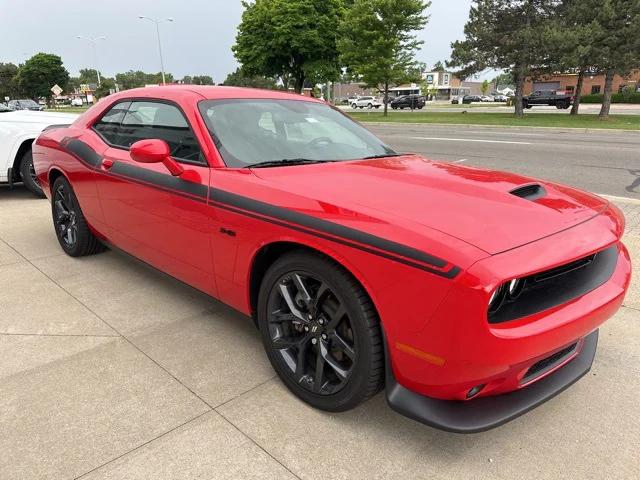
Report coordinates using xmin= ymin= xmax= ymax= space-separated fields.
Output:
xmin=523 ymin=91 xmax=573 ymax=109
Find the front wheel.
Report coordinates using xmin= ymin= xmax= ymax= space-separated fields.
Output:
xmin=257 ymin=251 xmax=384 ymax=412
xmin=19 ymin=148 xmax=45 ymax=198
xmin=51 ymin=176 xmax=106 ymax=257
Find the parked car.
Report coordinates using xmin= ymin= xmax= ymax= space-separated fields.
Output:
xmin=0 ymin=110 xmax=78 ymax=196
xmin=8 ymin=99 xmax=45 ymax=111
xmin=390 ymin=95 xmax=426 ymax=110
xmin=33 ymin=86 xmax=630 ymax=433
xmin=523 ymin=91 xmax=573 ymax=109
xmin=71 ymin=98 xmax=84 ymax=107
xmin=461 ymin=95 xmax=483 ymax=104
xmin=351 ymin=96 xmax=382 ymax=109
xmin=492 ymin=94 xmax=509 ymax=102
xmin=481 ymin=95 xmax=495 ymax=102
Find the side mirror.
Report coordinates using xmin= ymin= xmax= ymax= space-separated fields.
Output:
xmin=130 ymin=139 xmax=184 ymax=177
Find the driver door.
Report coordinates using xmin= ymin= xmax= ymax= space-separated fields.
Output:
xmin=94 ymin=99 xmax=216 ymax=295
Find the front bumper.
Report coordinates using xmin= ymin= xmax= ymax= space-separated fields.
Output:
xmin=386 ymin=329 xmax=598 ymax=433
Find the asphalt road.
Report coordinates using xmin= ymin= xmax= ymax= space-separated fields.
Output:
xmin=367 ymin=123 xmax=640 ymax=200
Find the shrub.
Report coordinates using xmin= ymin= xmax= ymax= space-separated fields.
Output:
xmin=579 ymin=91 xmax=640 ymax=104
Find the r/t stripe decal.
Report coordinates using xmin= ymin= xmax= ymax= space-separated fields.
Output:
xmin=61 ymin=139 xmax=460 ymax=278
xmin=66 ymin=138 xmax=102 ymax=167
xmin=209 ymin=188 xmax=455 ymax=273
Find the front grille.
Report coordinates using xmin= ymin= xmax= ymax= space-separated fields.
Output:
xmin=522 ymin=342 xmax=578 ymax=384
xmin=488 ymin=245 xmax=618 ymax=324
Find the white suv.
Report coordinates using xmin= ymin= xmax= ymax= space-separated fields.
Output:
xmin=351 ymin=96 xmax=382 ymax=109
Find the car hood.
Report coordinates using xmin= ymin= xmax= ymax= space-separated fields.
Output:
xmin=251 ymin=155 xmax=609 ymax=255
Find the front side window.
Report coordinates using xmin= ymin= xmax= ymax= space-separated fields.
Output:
xmin=198 ymin=99 xmax=395 ymax=168
xmin=94 ymin=100 xmax=202 ymax=163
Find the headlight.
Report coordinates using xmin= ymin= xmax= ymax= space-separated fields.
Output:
xmin=488 ymin=278 xmax=525 ymax=313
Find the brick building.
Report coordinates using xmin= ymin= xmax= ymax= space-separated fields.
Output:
xmin=524 ymin=71 xmax=640 ymax=95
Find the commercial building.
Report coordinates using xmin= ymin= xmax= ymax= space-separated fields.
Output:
xmin=524 ymin=71 xmax=640 ymax=95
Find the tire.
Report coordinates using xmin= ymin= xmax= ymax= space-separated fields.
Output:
xmin=257 ymin=251 xmax=384 ymax=412
xmin=351 ymin=104 xmax=357 ymax=109
xmin=51 ymin=176 xmax=106 ymax=257
xmin=18 ymin=148 xmax=45 ymax=198
xmin=367 ymin=103 xmax=373 ymax=109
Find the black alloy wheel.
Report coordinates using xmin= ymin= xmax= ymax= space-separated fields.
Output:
xmin=258 ymin=252 xmax=384 ymax=412
xmin=19 ymin=148 xmax=45 ymax=197
xmin=51 ymin=176 xmax=105 ymax=257
xmin=53 ymin=181 xmax=79 ymax=249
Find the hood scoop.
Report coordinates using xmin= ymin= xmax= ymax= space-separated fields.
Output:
xmin=510 ymin=184 xmax=546 ymax=201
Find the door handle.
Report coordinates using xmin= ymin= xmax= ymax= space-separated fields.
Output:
xmin=102 ymin=159 xmax=114 ymax=170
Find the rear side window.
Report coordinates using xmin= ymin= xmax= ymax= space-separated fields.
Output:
xmin=93 ymin=101 xmax=131 ymax=145
xmin=93 ymin=100 xmax=203 ymax=163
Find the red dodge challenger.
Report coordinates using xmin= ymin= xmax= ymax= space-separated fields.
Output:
xmin=33 ymin=86 xmax=631 ymax=432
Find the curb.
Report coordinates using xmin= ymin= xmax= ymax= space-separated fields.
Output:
xmin=600 ymin=194 xmax=640 ymax=206
xmin=359 ymin=121 xmax=640 ymax=134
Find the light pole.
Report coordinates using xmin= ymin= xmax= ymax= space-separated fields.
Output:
xmin=75 ymin=35 xmax=106 ymax=86
xmin=139 ymin=16 xmax=174 ymax=85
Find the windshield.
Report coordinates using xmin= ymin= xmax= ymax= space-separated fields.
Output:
xmin=198 ymin=99 xmax=395 ymax=168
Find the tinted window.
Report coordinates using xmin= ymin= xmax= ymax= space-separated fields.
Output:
xmin=93 ymin=101 xmax=131 ymax=145
xmin=103 ymin=101 xmax=202 ymax=163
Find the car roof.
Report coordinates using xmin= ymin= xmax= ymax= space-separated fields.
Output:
xmin=104 ymin=85 xmax=325 ymax=104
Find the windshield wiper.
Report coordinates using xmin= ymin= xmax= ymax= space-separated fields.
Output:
xmin=362 ymin=153 xmax=402 ymax=160
xmin=248 ymin=158 xmax=335 ymax=169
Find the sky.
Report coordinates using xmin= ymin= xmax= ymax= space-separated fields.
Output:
xmin=0 ymin=0 xmax=475 ymax=82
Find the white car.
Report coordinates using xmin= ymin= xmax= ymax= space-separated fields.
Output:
xmin=71 ymin=98 xmax=84 ymax=107
xmin=351 ymin=96 xmax=382 ymax=109
xmin=0 ymin=110 xmax=79 ymax=197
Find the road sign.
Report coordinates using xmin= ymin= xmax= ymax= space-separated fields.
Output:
xmin=51 ymin=84 xmax=63 ymax=96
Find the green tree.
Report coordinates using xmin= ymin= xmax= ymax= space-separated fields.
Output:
xmin=588 ymin=0 xmax=640 ymax=119
xmin=222 ymin=68 xmax=278 ymax=89
xmin=339 ymin=0 xmax=431 ymax=116
xmin=114 ymin=70 xmax=174 ymax=90
xmin=192 ymin=75 xmax=214 ymax=85
xmin=0 ymin=63 xmax=20 ymax=100
xmin=233 ymin=0 xmax=344 ymax=93
xmin=492 ymin=71 xmax=515 ymax=88
xmin=94 ymin=78 xmax=116 ymax=99
xmin=432 ymin=60 xmax=446 ymax=72
xmin=449 ymin=1 xmax=561 ymax=117
xmin=15 ymin=53 xmax=70 ymax=100
xmin=481 ymin=79 xmax=490 ymax=96
xmin=540 ymin=1 xmax=602 ymax=115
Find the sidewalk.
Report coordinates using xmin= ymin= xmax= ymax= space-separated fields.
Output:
xmin=1 ymin=188 xmax=638 ymax=480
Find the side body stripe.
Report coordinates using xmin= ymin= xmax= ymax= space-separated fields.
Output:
xmin=59 ymin=138 xmax=461 ymax=279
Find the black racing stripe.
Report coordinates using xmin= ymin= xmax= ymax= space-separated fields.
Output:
xmin=59 ymin=140 xmax=460 ymax=278
xmin=210 ymin=188 xmax=455 ymax=273
xmin=109 ymin=161 xmax=209 ymax=199
xmin=213 ymin=199 xmax=460 ymax=279
xmin=66 ymin=139 xmax=102 ymax=167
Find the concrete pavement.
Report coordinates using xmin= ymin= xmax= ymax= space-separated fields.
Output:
xmin=1 ymin=175 xmax=639 ymax=479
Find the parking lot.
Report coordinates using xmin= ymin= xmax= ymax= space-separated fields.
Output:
xmin=1 ymin=124 xmax=639 ymax=479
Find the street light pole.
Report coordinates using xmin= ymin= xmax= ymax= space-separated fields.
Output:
xmin=139 ymin=16 xmax=174 ymax=85
xmin=75 ymin=35 xmax=106 ymax=86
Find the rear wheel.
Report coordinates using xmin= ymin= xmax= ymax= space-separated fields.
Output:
xmin=19 ymin=148 xmax=45 ymax=198
xmin=51 ymin=176 xmax=105 ymax=257
xmin=257 ymin=251 xmax=384 ymax=412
